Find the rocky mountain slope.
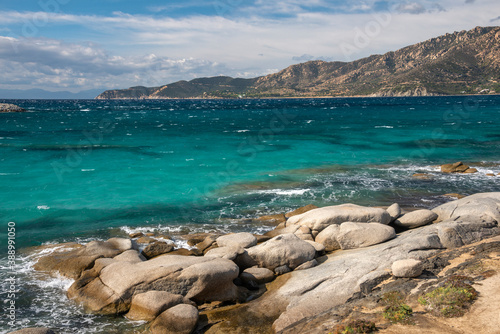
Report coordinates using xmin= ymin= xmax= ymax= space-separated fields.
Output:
xmin=96 ymin=26 xmax=500 ymax=99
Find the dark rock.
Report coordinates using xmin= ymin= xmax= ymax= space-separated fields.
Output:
xmin=141 ymin=241 xmax=174 ymax=259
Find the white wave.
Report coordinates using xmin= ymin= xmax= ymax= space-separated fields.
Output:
xmin=37 ymin=205 xmax=50 ymax=210
xmin=256 ymin=188 xmax=311 ymax=196
xmin=81 ymin=169 xmax=95 ymax=172
xmin=235 ymin=129 xmax=250 ymax=133
xmin=0 ymin=172 xmax=20 ymax=175
xmin=374 ymin=125 xmax=394 ymax=128
xmin=80 ymin=109 xmax=90 ymax=111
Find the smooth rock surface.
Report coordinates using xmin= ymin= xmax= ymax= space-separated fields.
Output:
xmin=336 ymin=222 xmax=396 ymax=249
xmin=246 ymin=234 xmax=317 ymax=271
xmin=126 ymin=291 xmax=188 ymax=321
xmin=432 ymin=192 xmax=500 ymax=223
xmin=67 ymin=255 xmax=239 ymax=314
xmin=394 ymin=209 xmax=438 ymax=229
xmin=386 ymin=203 xmax=402 ymax=222
xmin=314 ymin=225 xmax=341 ymax=252
xmin=286 ymin=204 xmax=391 ymax=232
xmin=141 ymin=241 xmax=174 ymax=259
xmin=240 ymin=267 xmax=275 ymax=285
xmin=150 ymin=304 xmax=199 ymax=334
xmin=391 ymin=259 xmax=423 ymax=278
xmin=216 ymin=232 xmax=257 ymax=249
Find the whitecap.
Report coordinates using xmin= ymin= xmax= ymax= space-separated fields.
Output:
xmin=37 ymin=205 xmax=50 ymax=210
xmin=235 ymin=130 xmax=250 ymax=133
xmin=374 ymin=125 xmax=394 ymax=129
xmin=81 ymin=169 xmax=95 ymax=172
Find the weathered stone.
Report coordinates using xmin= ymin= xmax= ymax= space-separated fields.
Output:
xmin=150 ymin=304 xmax=199 ymax=334
xmin=464 ymin=168 xmax=478 ymax=173
xmin=386 ymin=203 xmax=402 ymax=222
xmin=437 ymin=220 xmax=500 ymax=249
xmin=240 ymin=267 xmax=275 ymax=286
xmin=141 ymin=241 xmax=174 ymax=259
xmin=0 ymin=103 xmax=25 ymax=112
xmin=67 ymin=255 xmax=239 ymax=314
xmin=295 ymin=259 xmax=318 ymax=271
xmin=7 ymin=329 xmax=54 ymax=334
xmin=196 ymin=235 xmax=217 ymax=252
xmin=168 ymin=248 xmax=202 ymax=256
xmin=255 ymin=235 xmax=272 ymax=244
xmin=286 ymin=204 xmax=391 ymax=232
xmin=34 ymin=240 xmax=130 ymax=279
xmin=285 ymin=204 xmax=319 ymax=218
xmin=107 ymin=238 xmax=134 ymax=252
xmin=114 ymin=250 xmax=145 ymax=263
xmin=256 ymin=213 xmax=286 ymax=225
xmin=391 ymin=259 xmax=423 ymax=278
xmin=126 ymin=291 xmax=189 ymax=321
xmin=274 ymin=265 xmax=292 ymax=275
xmin=441 ymin=161 xmax=472 ymax=173
xmin=305 ymin=240 xmax=325 ymax=253
xmin=432 ymin=192 xmax=500 ymax=223
xmin=129 ymin=232 xmax=144 ymax=238
xmin=336 ymin=222 xmax=396 ymax=250
xmin=314 ymin=225 xmax=341 ymax=252
xmin=216 ymin=232 xmax=257 ymax=249
xmin=264 ymin=225 xmax=300 ymax=238
xmin=412 ymin=173 xmax=433 ymax=180
xmin=246 ymin=234 xmax=317 ymax=271
xmin=393 ymin=209 xmax=438 ymax=229
xmin=205 ymin=246 xmax=245 ymax=261
xmin=136 ymin=236 xmax=156 ymax=244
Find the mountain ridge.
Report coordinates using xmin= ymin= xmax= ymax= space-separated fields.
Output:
xmin=96 ymin=26 xmax=500 ymax=99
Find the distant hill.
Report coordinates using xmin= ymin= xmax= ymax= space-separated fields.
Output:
xmin=0 ymin=88 xmax=104 ymax=99
xmin=97 ymin=26 xmax=500 ymax=99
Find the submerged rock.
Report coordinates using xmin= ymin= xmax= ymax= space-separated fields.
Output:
xmin=441 ymin=161 xmax=477 ymax=174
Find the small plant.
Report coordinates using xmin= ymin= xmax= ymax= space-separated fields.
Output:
xmin=381 ymin=291 xmax=413 ymax=324
xmin=331 ymin=320 xmax=377 ymax=334
xmin=418 ymin=275 xmax=477 ymax=317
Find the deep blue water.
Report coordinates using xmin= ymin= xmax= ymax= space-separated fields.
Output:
xmin=0 ymin=96 xmax=499 ymax=333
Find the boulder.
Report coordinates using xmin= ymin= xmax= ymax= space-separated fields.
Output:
xmin=412 ymin=173 xmax=433 ymax=180
xmin=240 ymin=267 xmax=275 ymax=286
xmin=264 ymin=225 xmax=300 ymax=238
xmin=204 ymin=246 xmax=245 ymax=261
xmin=168 ymin=248 xmax=202 ymax=256
xmin=295 ymin=259 xmax=318 ymax=271
xmin=286 ymin=204 xmax=391 ymax=232
xmin=141 ymin=241 xmax=174 ymax=259
xmin=67 ymin=255 xmax=239 ymax=314
xmin=432 ymin=192 xmax=500 ymax=223
xmin=7 ymin=329 xmax=55 ymax=334
xmin=305 ymin=240 xmax=325 ymax=253
xmin=196 ymin=235 xmax=217 ymax=252
xmin=107 ymin=238 xmax=134 ymax=252
xmin=126 ymin=291 xmax=190 ymax=321
xmin=216 ymin=232 xmax=257 ymax=249
xmin=136 ymin=236 xmax=156 ymax=244
xmin=114 ymin=250 xmax=145 ymax=263
xmin=386 ymin=203 xmax=402 ymax=222
xmin=150 ymin=304 xmax=199 ymax=334
xmin=437 ymin=220 xmax=500 ymax=249
xmin=285 ymin=204 xmax=319 ymax=218
xmin=256 ymin=213 xmax=286 ymax=225
xmin=246 ymin=234 xmax=317 ymax=271
xmin=336 ymin=222 xmax=396 ymax=250
xmin=314 ymin=225 xmax=341 ymax=252
xmin=34 ymin=239 xmax=132 ymax=279
xmin=391 ymin=259 xmax=423 ymax=278
xmin=393 ymin=209 xmax=438 ymax=229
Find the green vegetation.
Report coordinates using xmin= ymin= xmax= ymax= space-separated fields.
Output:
xmin=381 ymin=291 xmax=413 ymax=324
xmin=331 ymin=320 xmax=377 ymax=334
xmin=418 ymin=275 xmax=477 ymax=317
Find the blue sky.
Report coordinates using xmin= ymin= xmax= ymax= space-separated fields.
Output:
xmin=0 ymin=0 xmax=498 ymax=92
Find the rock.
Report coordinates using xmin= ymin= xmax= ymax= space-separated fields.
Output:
xmin=437 ymin=220 xmax=500 ymax=249
xmin=246 ymin=234 xmax=317 ymax=271
xmin=254 ymin=235 xmax=272 ymax=244
xmin=274 ymin=265 xmax=292 ymax=275
xmin=107 ymin=238 xmax=134 ymax=252
xmin=412 ymin=173 xmax=433 ymax=180
xmin=114 ymin=250 xmax=145 ymax=263
xmin=314 ymin=225 xmax=341 ymax=252
xmin=129 ymin=232 xmax=144 ymax=238
xmin=264 ymin=225 xmax=300 ymax=238
xmin=0 ymin=103 xmax=25 ymax=112
xmin=393 ymin=209 xmax=438 ymax=229
xmin=204 ymin=246 xmax=245 ymax=261
xmin=295 ymin=259 xmax=318 ymax=271
xmin=185 ymin=233 xmax=214 ymax=247
xmin=432 ymin=192 xmax=500 ymax=224
xmin=216 ymin=232 xmax=257 ymax=249
xmin=196 ymin=235 xmax=217 ymax=252
xmin=286 ymin=204 xmax=391 ymax=232
xmin=256 ymin=213 xmax=286 ymax=225
xmin=440 ymin=161 xmax=477 ymax=174
xmin=141 ymin=241 xmax=174 ymax=259
xmin=150 ymin=304 xmax=199 ymax=334
xmin=285 ymin=204 xmax=319 ymax=218
xmin=34 ymin=240 xmax=131 ymax=279
xmin=391 ymin=259 xmax=423 ymax=278
xmin=336 ymin=222 xmax=396 ymax=250
xmin=386 ymin=203 xmax=402 ymax=222
xmin=443 ymin=193 xmax=466 ymax=199
xmin=67 ymin=255 xmax=239 ymax=314
xmin=486 ymin=173 xmax=496 ymax=176
xmin=305 ymin=240 xmax=325 ymax=253
xmin=168 ymin=248 xmax=202 ymax=256
xmin=240 ymin=267 xmax=275 ymax=286
xmin=126 ymin=291 xmax=190 ymax=321
xmin=136 ymin=236 xmax=156 ymax=244
xmin=7 ymin=329 xmax=55 ymax=334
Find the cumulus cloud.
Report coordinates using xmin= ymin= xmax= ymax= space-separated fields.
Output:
xmin=395 ymin=2 xmax=427 ymax=14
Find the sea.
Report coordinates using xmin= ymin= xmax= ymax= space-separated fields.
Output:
xmin=0 ymin=96 xmax=499 ymax=333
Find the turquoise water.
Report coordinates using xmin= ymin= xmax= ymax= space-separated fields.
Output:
xmin=0 ymin=96 xmax=499 ymax=333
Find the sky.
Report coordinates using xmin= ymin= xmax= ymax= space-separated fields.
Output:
xmin=0 ymin=0 xmax=499 ymax=93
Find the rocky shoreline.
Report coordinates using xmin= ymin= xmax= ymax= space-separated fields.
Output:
xmin=10 ymin=189 xmax=500 ymax=334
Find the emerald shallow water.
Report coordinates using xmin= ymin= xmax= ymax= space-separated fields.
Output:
xmin=0 ymin=96 xmax=499 ymax=333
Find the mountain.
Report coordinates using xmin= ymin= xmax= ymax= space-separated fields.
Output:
xmin=0 ymin=88 xmax=104 ymax=99
xmin=96 ymin=26 xmax=500 ymax=99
